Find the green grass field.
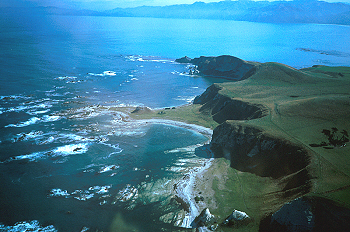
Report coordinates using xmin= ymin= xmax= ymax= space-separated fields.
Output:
xmin=128 ymin=63 xmax=350 ymax=230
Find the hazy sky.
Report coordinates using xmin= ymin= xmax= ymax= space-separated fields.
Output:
xmin=2 ymin=0 xmax=350 ymax=10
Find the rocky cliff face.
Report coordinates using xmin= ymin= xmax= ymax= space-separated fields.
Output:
xmin=260 ymin=196 xmax=350 ymax=231
xmin=176 ymin=55 xmax=258 ymax=80
xmin=210 ymin=122 xmax=312 ymax=194
xmin=193 ymin=84 xmax=268 ymax=124
xmin=210 ymin=122 xmax=310 ymax=178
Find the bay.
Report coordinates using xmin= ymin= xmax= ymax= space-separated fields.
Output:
xmin=0 ymin=14 xmax=349 ymax=231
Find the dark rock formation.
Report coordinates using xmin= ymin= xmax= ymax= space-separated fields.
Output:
xmin=193 ymin=84 xmax=268 ymax=123
xmin=193 ymin=208 xmax=217 ymax=228
xmin=222 ymin=209 xmax=252 ymax=228
xmin=210 ymin=123 xmax=311 ymax=181
xmin=175 ymin=56 xmax=192 ymax=63
xmin=176 ymin=55 xmax=258 ymax=80
xmin=131 ymin=106 xmax=152 ymax=114
xmin=260 ymin=196 xmax=350 ymax=232
xmin=191 ymin=55 xmax=257 ymax=80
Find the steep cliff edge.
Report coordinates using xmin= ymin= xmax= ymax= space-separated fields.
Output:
xmin=210 ymin=122 xmax=312 ymax=193
xmin=176 ymin=55 xmax=258 ymax=80
xmin=131 ymin=58 xmax=350 ymax=230
xmin=183 ymin=61 xmax=350 ymax=230
xmin=193 ymin=84 xmax=268 ymax=124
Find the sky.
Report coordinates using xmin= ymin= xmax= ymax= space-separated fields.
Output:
xmin=2 ymin=0 xmax=350 ymax=10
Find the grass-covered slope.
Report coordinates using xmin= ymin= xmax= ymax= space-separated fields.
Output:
xmin=203 ymin=63 xmax=350 ymax=230
xmin=130 ymin=61 xmax=350 ymax=231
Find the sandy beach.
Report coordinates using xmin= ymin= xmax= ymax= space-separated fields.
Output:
xmin=132 ymin=118 xmax=216 ymax=228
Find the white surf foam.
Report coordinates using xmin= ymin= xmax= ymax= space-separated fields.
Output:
xmin=3 ymin=143 xmax=90 ymax=163
xmin=49 ymin=188 xmax=70 ymax=198
xmin=42 ymin=115 xmax=61 ymax=122
xmin=0 ymin=95 xmax=31 ymax=101
xmin=56 ymin=76 xmax=77 ymax=80
xmin=0 ymin=220 xmax=57 ymax=232
xmin=10 ymin=152 xmax=47 ymax=162
xmin=88 ymin=71 xmax=117 ymax=77
xmin=98 ymin=165 xmax=120 ymax=173
xmin=5 ymin=114 xmax=61 ymax=127
xmin=13 ymin=131 xmax=44 ymax=142
xmin=5 ymin=117 xmax=41 ymax=128
xmin=52 ymin=143 xmax=89 ymax=157
xmin=173 ymin=96 xmax=195 ymax=103
xmin=49 ymin=185 xmax=112 ymax=203
xmin=28 ymin=109 xmax=50 ymax=115
xmin=12 ymin=131 xmax=97 ymax=146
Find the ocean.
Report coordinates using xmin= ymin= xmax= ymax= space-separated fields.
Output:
xmin=0 ymin=13 xmax=349 ymax=231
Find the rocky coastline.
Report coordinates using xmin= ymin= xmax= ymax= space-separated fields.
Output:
xmin=176 ymin=55 xmax=258 ymax=80
xmin=128 ymin=55 xmax=350 ymax=231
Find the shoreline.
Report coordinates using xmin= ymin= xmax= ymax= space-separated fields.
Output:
xmin=130 ymin=117 xmax=215 ymax=228
xmin=134 ymin=118 xmax=213 ymax=141
xmin=176 ymin=156 xmax=214 ymax=228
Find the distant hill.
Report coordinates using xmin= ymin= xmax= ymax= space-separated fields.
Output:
xmin=0 ymin=6 xmax=102 ymax=17
xmin=103 ymin=0 xmax=350 ymax=25
xmin=2 ymin=0 xmax=350 ymax=25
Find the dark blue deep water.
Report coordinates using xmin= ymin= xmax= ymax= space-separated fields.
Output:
xmin=0 ymin=13 xmax=349 ymax=231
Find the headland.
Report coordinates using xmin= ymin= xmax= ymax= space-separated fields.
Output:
xmin=123 ymin=55 xmax=350 ymax=231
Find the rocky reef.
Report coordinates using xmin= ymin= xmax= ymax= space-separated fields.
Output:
xmin=176 ymin=55 xmax=258 ymax=80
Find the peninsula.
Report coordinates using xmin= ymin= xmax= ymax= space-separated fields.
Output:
xmin=129 ymin=55 xmax=350 ymax=231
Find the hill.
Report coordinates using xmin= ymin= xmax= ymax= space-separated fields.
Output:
xmin=104 ymin=0 xmax=350 ymax=25
xmin=130 ymin=56 xmax=350 ymax=230
xmin=3 ymin=0 xmax=350 ymax=26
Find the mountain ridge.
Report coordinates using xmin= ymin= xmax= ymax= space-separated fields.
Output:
xmin=2 ymin=0 xmax=350 ymax=25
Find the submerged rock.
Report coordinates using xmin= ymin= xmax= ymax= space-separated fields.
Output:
xmin=115 ymin=185 xmax=138 ymax=203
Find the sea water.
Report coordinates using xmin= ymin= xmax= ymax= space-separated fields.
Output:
xmin=1 ymin=13 xmax=350 ymax=231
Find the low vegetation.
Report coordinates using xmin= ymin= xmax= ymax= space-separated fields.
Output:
xmin=128 ymin=62 xmax=350 ymax=230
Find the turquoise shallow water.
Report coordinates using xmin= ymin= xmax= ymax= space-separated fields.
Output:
xmin=1 ymin=13 xmax=350 ymax=231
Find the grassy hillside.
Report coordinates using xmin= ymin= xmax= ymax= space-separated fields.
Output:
xmin=129 ymin=63 xmax=350 ymax=230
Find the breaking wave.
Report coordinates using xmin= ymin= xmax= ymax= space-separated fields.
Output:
xmin=0 ymin=220 xmax=57 ymax=232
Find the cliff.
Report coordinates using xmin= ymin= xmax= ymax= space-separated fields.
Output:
xmin=193 ymin=84 xmax=268 ymax=123
xmin=181 ymin=60 xmax=350 ymax=230
xmin=132 ymin=57 xmax=350 ymax=230
xmin=210 ymin=123 xmax=310 ymax=178
xmin=176 ymin=55 xmax=258 ymax=80
xmin=260 ymin=196 xmax=350 ymax=231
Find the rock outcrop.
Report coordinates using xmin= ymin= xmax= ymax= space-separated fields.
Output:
xmin=176 ymin=55 xmax=258 ymax=80
xmin=210 ymin=123 xmax=311 ymax=180
xmin=175 ymin=56 xmax=192 ymax=63
xmin=131 ymin=106 xmax=153 ymax=114
xmin=222 ymin=209 xmax=252 ymax=227
xmin=193 ymin=208 xmax=217 ymax=229
xmin=193 ymin=84 xmax=268 ymax=123
xmin=260 ymin=196 xmax=350 ymax=232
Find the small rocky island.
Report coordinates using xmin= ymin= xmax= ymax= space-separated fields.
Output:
xmin=130 ymin=55 xmax=350 ymax=231
xmin=176 ymin=55 xmax=257 ymax=80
